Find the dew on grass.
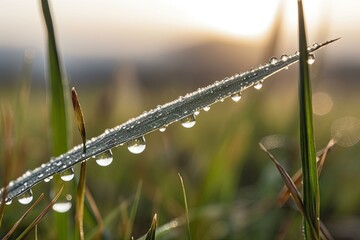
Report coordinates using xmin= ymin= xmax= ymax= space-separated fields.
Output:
xmin=5 ymin=199 xmax=12 ymax=205
xmin=280 ymin=54 xmax=288 ymax=61
xmin=254 ymin=81 xmax=263 ymax=90
xmin=60 ymin=168 xmax=75 ymax=181
xmin=44 ymin=176 xmax=53 ymax=183
xmin=181 ymin=114 xmax=196 ymax=128
xmin=231 ymin=92 xmax=242 ymax=102
xmin=95 ymin=149 xmax=113 ymax=167
xmin=127 ymin=136 xmax=146 ymax=154
xmin=203 ymin=106 xmax=210 ymax=112
xmin=52 ymin=202 xmax=72 ymax=213
xmin=307 ymin=53 xmax=315 ymax=64
xmin=269 ymin=56 xmax=278 ymax=65
xmin=18 ymin=189 xmax=33 ymax=205
xmin=159 ymin=126 xmax=167 ymax=132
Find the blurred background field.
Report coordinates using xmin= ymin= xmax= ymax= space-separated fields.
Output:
xmin=1 ymin=0 xmax=360 ymax=239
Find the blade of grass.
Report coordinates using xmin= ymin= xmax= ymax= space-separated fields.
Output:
xmin=2 ymin=193 xmax=44 ymax=240
xmin=1 ymin=38 xmax=339 ymax=203
xmin=145 ymin=214 xmax=157 ymax=240
xmin=260 ymin=143 xmax=333 ymax=240
xmin=76 ymin=162 xmax=87 ymax=240
xmin=278 ymin=138 xmax=337 ymax=206
xmin=15 ymin=185 xmax=64 ymax=240
xmin=72 ymin=87 xmax=87 ymax=240
xmin=178 ymin=173 xmax=192 ymax=240
xmin=72 ymin=87 xmax=86 ymax=153
xmin=259 ymin=143 xmax=318 ymax=238
xmin=84 ymin=186 xmax=104 ymax=239
xmin=124 ymin=180 xmax=142 ymax=239
xmin=40 ymin=0 xmax=70 ymax=239
xmin=297 ymin=1 xmax=320 ymax=238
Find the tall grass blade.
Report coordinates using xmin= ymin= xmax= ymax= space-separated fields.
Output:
xmin=145 ymin=214 xmax=157 ymax=240
xmin=2 ymin=194 xmax=44 ymax=240
xmin=76 ymin=162 xmax=87 ymax=240
xmin=0 ymin=39 xmax=338 ymax=203
xmin=71 ymin=87 xmax=87 ymax=240
xmin=15 ymin=185 xmax=64 ymax=240
xmin=178 ymin=173 xmax=192 ymax=240
xmin=297 ymin=0 xmax=320 ymax=238
xmin=124 ymin=180 xmax=142 ymax=239
xmin=40 ymin=0 xmax=70 ymax=239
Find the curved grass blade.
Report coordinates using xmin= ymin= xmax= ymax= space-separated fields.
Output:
xmin=15 ymin=185 xmax=63 ymax=240
xmin=0 ymin=39 xmax=338 ymax=203
xmin=145 ymin=214 xmax=157 ymax=240
xmin=72 ymin=86 xmax=87 ymax=240
xmin=259 ymin=143 xmax=318 ymax=238
xmin=278 ymin=139 xmax=337 ymax=206
xmin=260 ymin=143 xmax=333 ymax=240
xmin=178 ymin=173 xmax=192 ymax=240
xmin=2 ymin=193 xmax=44 ymax=240
xmin=72 ymin=87 xmax=86 ymax=153
xmin=297 ymin=0 xmax=320 ymax=238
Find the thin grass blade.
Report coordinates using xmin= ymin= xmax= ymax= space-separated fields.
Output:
xmin=76 ymin=162 xmax=87 ymax=240
xmin=297 ymin=1 xmax=320 ymax=238
xmin=259 ymin=143 xmax=318 ymax=238
xmin=124 ymin=180 xmax=142 ymax=239
xmin=278 ymin=138 xmax=337 ymax=206
xmin=15 ymin=185 xmax=64 ymax=240
xmin=2 ymin=193 xmax=44 ymax=240
xmin=145 ymin=214 xmax=157 ymax=240
xmin=72 ymin=87 xmax=86 ymax=153
xmin=84 ymin=186 xmax=104 ymax=239
xmin=178 ymin=173 xmax=192 ymax=240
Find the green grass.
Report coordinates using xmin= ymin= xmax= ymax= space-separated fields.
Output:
xmin=1 ymin=1 xmax=358 ymax=239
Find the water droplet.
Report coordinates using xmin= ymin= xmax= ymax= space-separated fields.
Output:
xmin=280 ymin=54 xmax=288 ymax=61
xmin=44 ymin=176 xmax=53 ymax=182
xmin=60 ymin=168 xmax=75 ymax=181
xmin=254 ymin=81 xmax=263 ymax=90
xmin=194 ymin=111 xmax=200 ymax=116
xmin=127 ymin=136 xmax=146 ymax=154
xmin=159 ymin=126 xmax=167 ymax=132
xmin=269 ymin=56 xmax=278 ymax=65
xmin=95 ymin=149 xmax=113 ymax=167
xmin=203 ymin=106 xmax=210 ymax=112
xmin=181 ymin=114 xmax=196 ymax=128
xmin=231 ymin=92 xmax=242 ymax=102
xmin=312 ymin=43 xmax=319 ymax=48
xmin=52 ymin=202 xmax=72 ymax=213
xmin=18 ymin=189 xmax=33 ymax=205
xmin=5 ymin=199 xmax=12 ymax=205
xmin=307 ymin=53 xmax=315 ymax=64
xmin=295 ymin=51 xmax=300 ymax=56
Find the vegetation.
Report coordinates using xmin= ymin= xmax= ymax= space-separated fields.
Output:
xmin=1 ymin=0 xmax=359 ymax=239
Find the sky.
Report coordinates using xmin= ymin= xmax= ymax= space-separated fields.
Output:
xmin=1 ymin=0 xmax=359 ymax=60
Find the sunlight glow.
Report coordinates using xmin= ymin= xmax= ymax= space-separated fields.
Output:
xmin=171 ymin=0 xmax=281 ymax=38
